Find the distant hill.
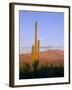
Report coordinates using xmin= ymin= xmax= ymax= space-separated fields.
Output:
xmin=19 ymin=49 xmax=64 ymax=66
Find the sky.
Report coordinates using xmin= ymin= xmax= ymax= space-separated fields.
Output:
xmin=19 ymin=10 xmax=64 ymax=53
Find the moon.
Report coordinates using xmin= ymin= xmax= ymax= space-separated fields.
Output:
xmin=41 ymin=37 xmax=44 ymax=41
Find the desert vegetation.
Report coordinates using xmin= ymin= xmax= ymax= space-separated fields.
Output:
xmin=19 ymin=60 xmax=64 ymax=79
xmin=19 ymin=50 xmax=64 ymax=79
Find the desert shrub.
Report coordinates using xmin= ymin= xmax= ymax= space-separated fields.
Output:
xmin=19 ymin=62 xmax=31 ymax=79
xmin=32 ymin=60 xmax=39 ymax=71
xmin=19 ymin=60 xmax=64 ymax=79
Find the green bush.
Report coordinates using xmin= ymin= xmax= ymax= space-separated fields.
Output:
xmin=19 ymin=60 xmax=64 ymax=79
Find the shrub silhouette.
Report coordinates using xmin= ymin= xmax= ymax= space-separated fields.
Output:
xmin=32 ymin=60 xmax=39 ymax=71
xmin=19 ymin=60 xmax=64 ymax=79
xmin=19 ymin=62 xmax=31 ymax=79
